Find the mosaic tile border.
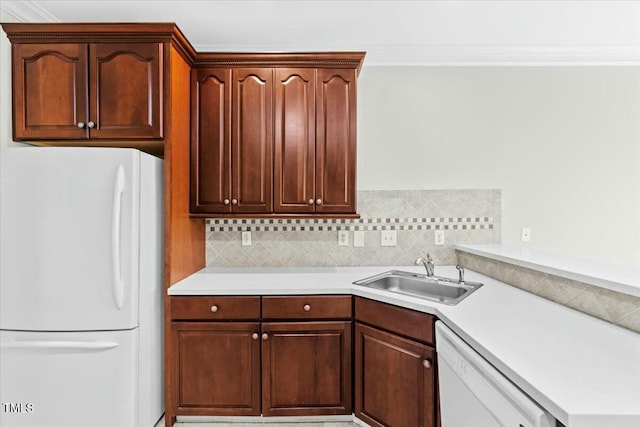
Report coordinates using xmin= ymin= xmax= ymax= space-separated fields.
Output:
xmin=207 ymin=217 xmax=494 ymax=232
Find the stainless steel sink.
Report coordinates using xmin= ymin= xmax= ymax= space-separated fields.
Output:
xmin=353 ymin=270 xmax=482 ymax=305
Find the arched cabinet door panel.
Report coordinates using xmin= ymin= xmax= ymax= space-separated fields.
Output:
xmin=89 ymin=43 xmax=163 ymax=139
xmin=12 ymin=43 xmax=89 ymax=140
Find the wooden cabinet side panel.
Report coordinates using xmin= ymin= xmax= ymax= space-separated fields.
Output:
xmin=12 ymin=43 xmax=88 ymax=140
xmin=262 ymin=321 xmax=352 ymax=416
xmin=90 ymin=43 xmax=163 ymax=139
xmin=355 ymin=323 xmax=436 ymax=427
xmin=274 ymin=68 xmax=316 ymax=213
xmin=232 ymin=68 xmax=273 ymax=213
xmin=164 ymin=46 xmax=206 ymax=427
xmin=190 ymin=68 xmax=232 ymax=213
xmin=173 ymin=322 xmax=261 ymax=416
xmin=315 ymin=68 xmax=357 ymax=213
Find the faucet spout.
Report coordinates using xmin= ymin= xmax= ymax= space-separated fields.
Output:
xmin=415 ymin=253 xmax=435 ymax=277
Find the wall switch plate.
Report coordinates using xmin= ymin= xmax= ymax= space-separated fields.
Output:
xmin=353 ymin=230 xmax=365 ymax=247
xmin=242 ymin=231 xmax=252 ymax=246
xmin=521 ymin=227 xmax=531 ymax=242
xmin=435 ymin=230 xmax=445 ymax=246
xmin=380 ymin=230 xmax=397 ymax=246
xmin=338 ymin=230 xmax=349 ymax=246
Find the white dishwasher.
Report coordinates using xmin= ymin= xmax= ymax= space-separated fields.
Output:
xmin=436 ymin=321 xmax=556 ymax=427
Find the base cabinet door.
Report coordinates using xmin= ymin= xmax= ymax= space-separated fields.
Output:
xmin=261 ymin=321 xmax=352 ymax=416
xmin=173 ymin=322 xmax=261 ymax=416
xmin=355 ymin=322 xmax=436 ymax=427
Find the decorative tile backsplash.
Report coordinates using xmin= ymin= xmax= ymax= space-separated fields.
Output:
xmin=456 ymin=251 xmax=640 ymax=333
xmin=205 ymin=189 xmax=501 ymax=268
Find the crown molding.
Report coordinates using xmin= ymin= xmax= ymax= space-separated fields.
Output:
xmin=0 ymin=0 xmax=59 ymax=23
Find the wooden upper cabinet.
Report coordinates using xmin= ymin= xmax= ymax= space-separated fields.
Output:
xmin=12 ymin=44 xmax=89 ymax=140
xmin=10 ymin=41 xmax=163 ymax=141
xmin=89 ymin=43 xmax=163 ymax=139
xmin=232 ymin=68 xmax=274 ymax=214
xmin=274 ymin=68 xmax=316 ymax=213
xmin=189 ymin=52 xmax=365 ymax=217
xmin=316 ymin=68 xmax=357 ymax=214
xmin=191 ymin=68 xmax=232 ymax=213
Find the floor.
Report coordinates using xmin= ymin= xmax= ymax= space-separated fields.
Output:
xmin=156 ymin=417 xmax=359 ymax=427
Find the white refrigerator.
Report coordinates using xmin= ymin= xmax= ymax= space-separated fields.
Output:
xmin=0 ymin=147 xmax=164 ymax=427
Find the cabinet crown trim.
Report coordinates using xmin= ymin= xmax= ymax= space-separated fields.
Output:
xmin=193 ymin=52 xmax=366 ymax=75
xmin=1 ymin=22 xmax=197 ymax=63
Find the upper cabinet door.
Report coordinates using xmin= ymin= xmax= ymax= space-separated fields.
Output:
xmin=274 ymin=69 xmax=316 ymax=213
xmin=12 ymin=43 xmax=89 ymax=140
xmin=191 ymin=68 xmax=233 ymax=214
xmin=89 ymin=43 xmax=163 ymax=139
xmin=316 ymin=69 xmax=357 ymax=214
xmin=232 ymin=68 xmax=274 ymax=214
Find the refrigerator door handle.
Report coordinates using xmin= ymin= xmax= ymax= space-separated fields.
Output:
xmin=1 ymin=340 xmax=119 ymax=353
xmin=112 ymin=165 xmax=125 ymax=310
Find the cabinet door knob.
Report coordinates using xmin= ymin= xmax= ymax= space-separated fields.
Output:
xmin=223 ymin=199 xmax=230 ymax=205
xmin=303 ymin=304 xmax=311 ymax=312
xmin=87 ymin=121 xmax=95 ymax=129
xmin=231 ymin=199 xmax=238 ymax=205
xmin=423 ymin=359 xmax=432 ymax=369
xmin=210 ymin=305 xmax=218 ymax=313
xmin=308 ymin=199 xmax=314 ymax=205
xmin=252 ymin=333 xmax=259 ymax=340
xmin=77 ymin=122 xmax=85 ymax=129
xmin=262 ymin=333 xmax=268 ymax=341
xmin=316 ymin=199 xmax=322 ymax=205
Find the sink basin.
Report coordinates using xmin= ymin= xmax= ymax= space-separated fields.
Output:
xmin=353 ymin=270 xmax=482 ymax=305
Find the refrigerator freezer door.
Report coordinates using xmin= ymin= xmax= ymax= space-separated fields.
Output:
xmin=0 ymin=329 xmax=138 ymax=427
xmin=0 ymin=147 xmax=141 ymax=331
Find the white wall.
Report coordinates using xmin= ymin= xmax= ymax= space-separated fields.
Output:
xmin=1 ymin=29 xmax=638 ymax=266
xmin=357 ymin=67 xmax=640 ymax=267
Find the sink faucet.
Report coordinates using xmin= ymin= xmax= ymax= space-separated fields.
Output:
xmin=415 ymin=253 xmax=435 ymax=277
xmin=456 ymin=265 xmax=465 ymax=283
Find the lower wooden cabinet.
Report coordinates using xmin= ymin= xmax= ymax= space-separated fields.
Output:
xmin=262 ymin=321 xmax=352 ymax=416
xmin=355 ymin=323 xmax=436 ymax=427
xmin=168 ymin=295 xmax=352 ymax=421
xmin=354 ymin=297 xmax=437 ymax=427
xmin=173 ymin=322 xmax=261 ymax=416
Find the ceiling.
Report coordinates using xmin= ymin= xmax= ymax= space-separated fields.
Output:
xmin=1 ymin=0 xmax=639 ymax=65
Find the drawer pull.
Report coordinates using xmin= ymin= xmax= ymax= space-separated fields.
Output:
xmin=223 ymin=199 xmax=230 ymax=205
xmin=252 ymin=333 xmax=259 ymax=340
xmin=262 ymin=333 xmax=269 ymax=340
xmin=210 ymin=305 xmax=219 ymax=313
xmin=423 ymin=359 xmax=432 ymax=369
xmin=303 ymin=304 xmax=311 ymax=312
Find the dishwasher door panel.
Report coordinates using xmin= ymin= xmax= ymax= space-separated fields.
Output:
xmin=435 ymin=321 xmax=556 ymax=427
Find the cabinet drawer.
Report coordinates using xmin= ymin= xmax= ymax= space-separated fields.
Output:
xmin=262 ymin=296 xmax=352 ymax=320
xmin=355 ymin=297 xmax=435 ymax=345
xmin=170 ymin=296 xmax=261 ymax=320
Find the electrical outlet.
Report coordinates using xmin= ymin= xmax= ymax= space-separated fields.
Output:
xmin=353 ymin=230 xmax=365 ymax=247
xmin=380 ymin=230 xmax=397 ymax=246
xmin=435 ymin=230 xmax=445 ymax=246
xmin=338 ymin=230 xmax=349 ymax=246
xmin=241 ymin=231 xmax=252 ymax=246
xmin=521 ymin=227 xmax=531 ymax=242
